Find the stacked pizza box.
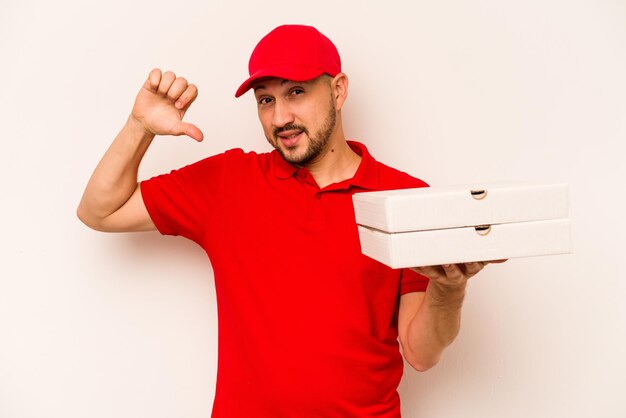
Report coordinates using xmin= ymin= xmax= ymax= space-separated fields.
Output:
xmin=352 ymin=183 xmax=572 ymax=268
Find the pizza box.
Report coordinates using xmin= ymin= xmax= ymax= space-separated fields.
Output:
xmin=352 ymin=182 xmax=569 ymax=233
xmin=357 ymin=219 xmax=572 ymax=268
xmin=352 ymin=183 xmax=572 ymax=268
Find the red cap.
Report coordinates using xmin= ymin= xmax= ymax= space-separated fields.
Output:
xmin=235 ymin=25 xmax=341 ymax=98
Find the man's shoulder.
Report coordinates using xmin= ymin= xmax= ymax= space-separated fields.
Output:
xmin=372 ymin=158 xmax=429 ymax=190
xmin=192 ymin=147 xmax=273 ymax=168
xmin=349 ymin=140 xmax=429 ymax=190
xmin=221 ymin=147 xmax=271 ymax=160
xmin=153 ymin=147 xmax=274 ymax=184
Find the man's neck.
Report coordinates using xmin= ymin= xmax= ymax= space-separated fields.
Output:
xmin=303 ymin=138 xmax=362 ymax=189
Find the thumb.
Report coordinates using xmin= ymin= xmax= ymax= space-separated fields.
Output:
xmin=172 ymin=121 xmax=204 ymax=142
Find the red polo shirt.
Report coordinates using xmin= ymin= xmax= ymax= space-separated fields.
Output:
xmin=140 ymin=141 xmax=429 ymax=418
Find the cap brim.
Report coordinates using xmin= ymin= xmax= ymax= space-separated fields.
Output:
xmin=235 ymin=65 xmax=326 ymax=98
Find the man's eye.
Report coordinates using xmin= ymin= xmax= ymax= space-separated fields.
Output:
xmin=258 ymin=97 xmax=273 ymax=105
xmin=290 ymin=88 xmax=304 ymax=96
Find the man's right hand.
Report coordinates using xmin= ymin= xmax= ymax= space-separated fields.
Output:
xmin=130 ymin=68 xmax=204 ymax=142
xmin=78 ymin=68 xmax=205 ymax=232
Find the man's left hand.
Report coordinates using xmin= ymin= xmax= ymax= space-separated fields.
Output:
xmin=411 ymin=260 xmax=508 ymax=293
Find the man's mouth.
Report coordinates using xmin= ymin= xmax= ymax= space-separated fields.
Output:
xmin=277 ymin=130 xmax=304 ymax=148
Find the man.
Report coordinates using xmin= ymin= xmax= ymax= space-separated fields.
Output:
xmin=78 ymin=24 xmax=496 ymax=417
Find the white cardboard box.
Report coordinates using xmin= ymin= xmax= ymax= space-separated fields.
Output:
xmin=357 ymin=219 xmax=572 ymax=268
xmin=353 ymin=183 xmax=572 ymax=268
xmin=353 ymin=182 xmax=569 ymax=233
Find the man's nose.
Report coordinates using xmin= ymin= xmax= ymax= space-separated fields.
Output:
xmin=272 ymin=100 xmax=295 ymax=128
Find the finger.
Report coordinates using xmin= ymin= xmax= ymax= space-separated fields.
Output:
xmin=442 ymin=264 xmax=465 ymax=281
xmin=462 ymin=262 xmax=484 ymax=277
xmin=175 ymin=84 xmax=199 ymax=110
xmin=145 ymin=68 xmax=162 ymax=92
xmin=411 ymin=265 xmax=445 ymax=279
xmin=172 ymin=121 xmax=204 ymax=142
xmin=167 ymin=77 xmax=188 ymax=101
xmin=157 ymin=71 xmax=177 ymax=95
xmin=486 ymin=259 xmax=508 ymax=264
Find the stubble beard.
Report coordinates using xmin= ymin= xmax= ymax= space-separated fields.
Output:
xmin=272 ymin=98 xmax=337 ymax=166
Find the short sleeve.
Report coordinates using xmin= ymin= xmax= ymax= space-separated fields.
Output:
xmin=399 ymin=268 xmax=429 ymax=294
xmin=140 ymin=150 xmax=232 ymax=245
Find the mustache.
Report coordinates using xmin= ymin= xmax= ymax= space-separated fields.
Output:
xmin=273 ymin=124 xmax=309 ymax=139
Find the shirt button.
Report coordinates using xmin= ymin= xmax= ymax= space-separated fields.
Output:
xmin=297 ymin=171 xmax=307 ymax=179
xmin=315 ymin=194 xmax=322 ymax=200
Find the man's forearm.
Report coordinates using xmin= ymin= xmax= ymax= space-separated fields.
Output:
xmin=77 ymin=115 xmax=154 ymax=225
xmin=405 ymin=282 xmax=467 ymax=371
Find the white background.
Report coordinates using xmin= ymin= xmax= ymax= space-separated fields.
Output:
xmin=1 ymin=0 xmax=625 ymax=417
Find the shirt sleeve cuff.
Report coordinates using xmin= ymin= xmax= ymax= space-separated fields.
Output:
xmin=140 ymin=180 xmax=174 ymax=236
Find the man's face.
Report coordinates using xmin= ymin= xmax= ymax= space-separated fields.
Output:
xmin=253 ymin=76 xmax=337 ymax=166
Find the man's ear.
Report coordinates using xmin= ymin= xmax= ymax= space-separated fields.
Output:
xmin=331 ymin=73 xmax=349 ymax=111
